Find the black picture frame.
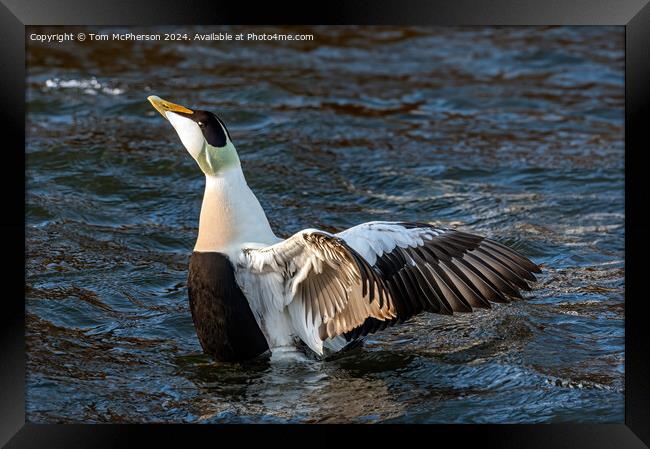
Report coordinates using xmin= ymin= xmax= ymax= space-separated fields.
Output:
xmin=2 ymin=0 xmax=648 ymax=447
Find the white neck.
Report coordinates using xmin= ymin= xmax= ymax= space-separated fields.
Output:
xmin=194 ymin=165 xmax=277 ymax=253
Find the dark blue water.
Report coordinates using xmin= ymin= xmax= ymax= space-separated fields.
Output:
xmin=26 ymin=26 xmax=624 ymax=423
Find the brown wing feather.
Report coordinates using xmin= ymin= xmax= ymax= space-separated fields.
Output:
xmin=343 ymin=224 xmax=540 ymax=341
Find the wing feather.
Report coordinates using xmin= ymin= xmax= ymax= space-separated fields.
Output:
xmin=335 ymin=221 xmax=540 ymax=340
xmin=240 ymin=222 xmax=540 ymax=353
xmin=242 ymin=229 xmax=396 ymax=354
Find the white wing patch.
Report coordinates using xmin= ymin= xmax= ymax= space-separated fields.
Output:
xmin=337 ymin=221 xmax=441 ymax=265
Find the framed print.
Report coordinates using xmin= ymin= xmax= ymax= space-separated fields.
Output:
xmin=1 ymin=0 xmax=649 ymax=447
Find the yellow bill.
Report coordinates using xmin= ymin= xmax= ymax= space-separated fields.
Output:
xmin=147 ymin=95 xmax=194 ymax=117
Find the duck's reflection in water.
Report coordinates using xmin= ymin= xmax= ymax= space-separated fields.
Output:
xmin=177 ymin=345 xmax=414 ymax=423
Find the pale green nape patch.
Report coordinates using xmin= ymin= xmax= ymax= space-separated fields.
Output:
xmin=195 ymin=141 xmax=240 ymax=176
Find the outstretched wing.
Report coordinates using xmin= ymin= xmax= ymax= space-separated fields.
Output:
xmin=239 ymin=229 xmax=396 ymax=354
xmin=239 ymin=222 xmax=540 ymax=354
xmin=337 ymin=221 xmax=541 ymax=340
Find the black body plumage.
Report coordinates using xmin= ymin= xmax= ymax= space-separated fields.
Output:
xmin=188 ymin=252 xmax=269 ymax=361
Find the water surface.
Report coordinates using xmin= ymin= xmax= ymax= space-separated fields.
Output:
xmin=26 ymin=26 xmax=624 ymax=423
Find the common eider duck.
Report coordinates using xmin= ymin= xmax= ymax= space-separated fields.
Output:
xmin=147 ymin=95 xmax=541 ymax=362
